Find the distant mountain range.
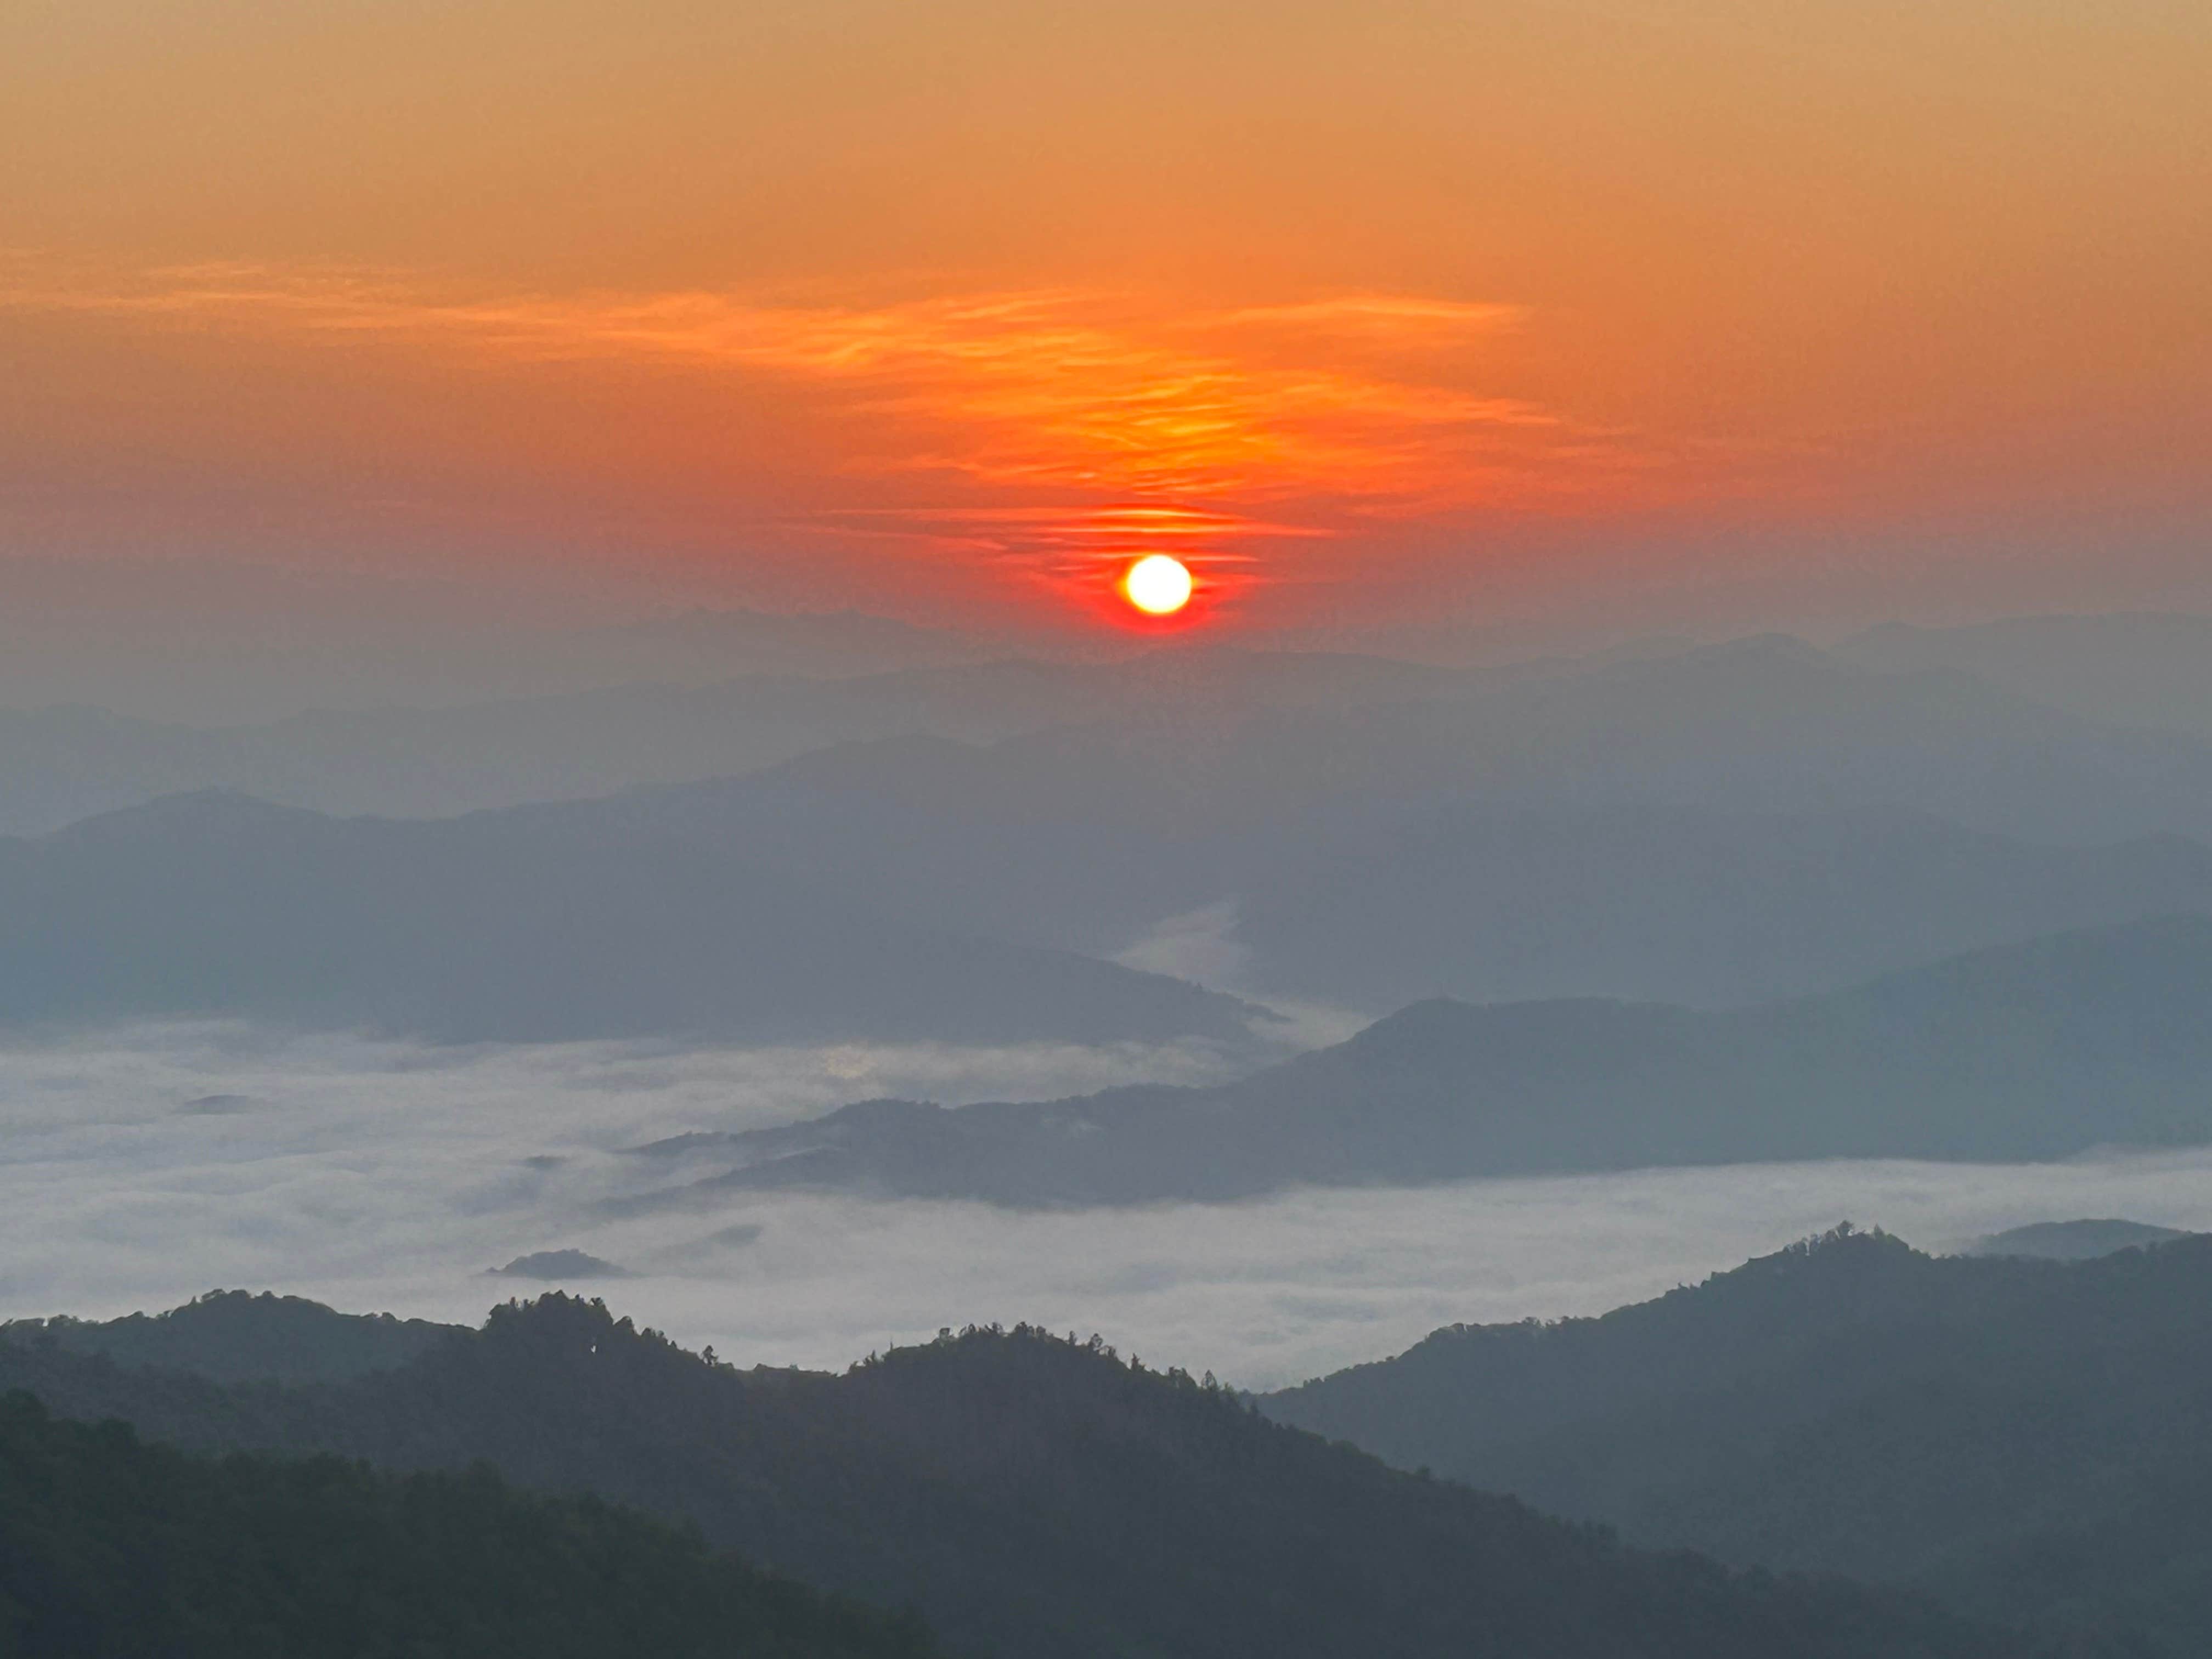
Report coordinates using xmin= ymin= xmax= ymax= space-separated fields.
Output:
xmin=14 ymin=616 xmax=2212 ymax=841
xmin=1837 ymin=613 xmax=2212 ymax=740
xmin=21 ymin=1238 xmax=2212 ymax=1651
xmin=1962 ymin=1218 xmax=2197 ymax=1260
xmin=628 ymin=916 xmax=2212 ymax=1205
xmin=0 ymin=789 xmax=1262 ymax=1046
xmin=1261 ymin=1225 xmax=2212 ymax=1654
xmin=498 ymin=637 xmax=2212 ymax=1002
xmin=19 ymin=631 xmax=2212 ymax=1043
xmin=1228 ymin=802 xmax=2212 ymax=1011
xmin=0 ymin=1291 xmax=2032 ymax=1659
xmin=0 ymin=646 xmax=1485 ymax=835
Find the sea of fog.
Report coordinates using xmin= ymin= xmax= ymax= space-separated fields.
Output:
xmin=7 ymin=1022 xmax=2212 ymax=1391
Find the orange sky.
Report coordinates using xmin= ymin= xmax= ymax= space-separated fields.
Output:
xmin=4 ymin=0 xmax=2209 ymax=644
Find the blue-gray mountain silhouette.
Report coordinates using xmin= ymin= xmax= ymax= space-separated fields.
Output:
xmin=632 ymin=916 xmax=2212 ymax=1206
xmin=1262 ymin=1226 xmax=2212 ymax=1652
xmin=0 ymin=789 xmax=1262 ymax=1046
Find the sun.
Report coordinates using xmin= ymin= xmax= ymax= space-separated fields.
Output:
xmin=1121 ymin=553 xmax=1193 ymax=616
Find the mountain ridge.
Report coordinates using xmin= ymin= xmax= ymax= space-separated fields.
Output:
xmin=620 ymin=915 xmax=2212 ymax=1206
xmin=1259 ymin=1226 xmax=2212 ymax=1650
xmin=0 ymin=1290 xmax=2039 ymax=1659
xmin=0 ymin=787 xmax=1267 ymax=1046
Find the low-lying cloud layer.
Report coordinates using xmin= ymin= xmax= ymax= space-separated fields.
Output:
xmin=7 ymin=1022 xmax=2211 ymax=1391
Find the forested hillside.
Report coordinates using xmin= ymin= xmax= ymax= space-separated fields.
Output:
xmin=0 ymin=1391 xmax=940 ymax=1658
xmin=1264 ymin=1227 xmax=2212 ymax=1652
xmin=0 ymin=1289 xmax=460 ymax=1385
xmin=0 ymin=1294 xmax=2030 ymax=1659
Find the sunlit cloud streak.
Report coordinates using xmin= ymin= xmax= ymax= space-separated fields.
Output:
xmin=0 ymin=255 xmax=1716 ymax=522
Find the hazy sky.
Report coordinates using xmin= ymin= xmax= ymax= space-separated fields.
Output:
xmin=5 ymin=0 xmax=2209 ymax=652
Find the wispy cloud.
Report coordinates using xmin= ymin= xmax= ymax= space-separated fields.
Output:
xmin=0 ymin=254 xmax=1675 ymax=521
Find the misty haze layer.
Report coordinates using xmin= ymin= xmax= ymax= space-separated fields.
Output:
xmin=7 ymin=1023 xmax=2212 ymax=1391
xmin=15 ymin=634 xmax=2212 ymax=1051
xmin=0 ymin=646 xmax=1471 ymax=833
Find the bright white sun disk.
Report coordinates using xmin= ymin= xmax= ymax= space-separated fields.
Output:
xmin=1123 ymin=554 xmax=1193 ymax=615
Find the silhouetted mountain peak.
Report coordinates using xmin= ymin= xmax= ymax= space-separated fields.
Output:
xmin=0 ymin=1288 xmax=457 ymax=1384
xmin=490 ymin=1249 xmax=633 ymax=1280
xmin=1705 ymin=1223 xmax=1927 ymax=1301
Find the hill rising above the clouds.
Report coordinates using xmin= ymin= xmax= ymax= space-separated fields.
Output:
xmin=1224 ymin=802 xmax=2212 ymax=1012
xmin=1962 ymin=1218 xmax=2197 ymax=1260
xmin=0 ymin=1290 xmax=461 ymax=1385
xmin=0 ymin=788 xmax=1263 ymax=1046
xmin=626 ymin=916 xmax=2212 ymax=1206
xmin=0 ymin=1292 xmax=2033 ymax=1659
